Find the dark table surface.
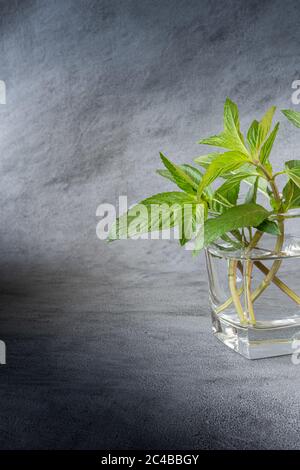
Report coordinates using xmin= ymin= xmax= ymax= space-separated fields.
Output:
xmin=1 ymin=255 xmax=299 ymax=450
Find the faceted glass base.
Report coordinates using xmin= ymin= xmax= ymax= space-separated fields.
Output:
xmin=211 ymin=310 xmax=300 ymax=359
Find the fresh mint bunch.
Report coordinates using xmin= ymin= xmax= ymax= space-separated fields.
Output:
xmin=109 ymin=99 xmax=300 ymax=253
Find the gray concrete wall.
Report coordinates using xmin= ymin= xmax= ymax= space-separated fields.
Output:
xmin=1 ymin=0 xmax=300 ymax=449
xmin=1 ymin=0 xmax=299 ymax=276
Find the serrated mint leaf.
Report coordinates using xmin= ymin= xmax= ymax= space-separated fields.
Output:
xmin=222 ymin=170 xmax=260 ymax=182
xmin=285 ymin=160 xmax=300 ymax=188
xmin=223 ymin=98 xmax=249 ymax=154
xmin=156 ymin=168 xmax=175 ymax=182
xmin=245 ymin=175 xmax=270 ymax=199
xmin=159 ymin=153 xmax=198 ymax=194
xmin=198 ymin=133 xmax=233 ymax=148
xmin=212 ymin=178 xmax=241 ymax=213
xmin=109 ymin=192 xmax=200 ymax=241
xmin=198 ymin=98 xmax=249 ymax=156
xmin=244 ymin=176 xmax=259 ymax=204
xmin=283 ymin=179 xmax=300 ymax=210
xmin=256 ymin=219 xmax=281 ymax=236
xmin=156 ymin=162 xmax=212 ymax=201
xmin=247 ymin=120 xmax=259 ymax=152
xmin=282 ymin=179 xmax=294 ymax=209
xmin=179 ymin=164 xmax=203 ymax=185
xmin=194 ymin=153 xmax=220 ymax=169
xmin=198 ymin=131 xmax=248 ymax=155
xmin=258 ymin=106 xmax=276 ymax=145
xmin=224 ymin=97 xmax=240 ymax=130
xmin=259 ymin=122 xmax=279 ymax=164
xmin=247 ymin=107 xmax=276 ymax=155
xmin=203 ymin=203 xmax=269 ymax=247
xmin=282 ymin=109 xmax=300 ymax=128
xmin=197 ymin=151 xmax=250 ymax=196
xmin=157 ymin=164 xmax=202 ymax=186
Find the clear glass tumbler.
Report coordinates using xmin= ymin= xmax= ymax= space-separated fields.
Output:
xmin=205 ymin=210 xmax=300 ymax=359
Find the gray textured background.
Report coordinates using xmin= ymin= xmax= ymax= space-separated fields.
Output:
xmin=1 ymin=0 xmax=300 ymax=449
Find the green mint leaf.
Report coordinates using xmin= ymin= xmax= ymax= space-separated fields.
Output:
xmin=198 ymin=133 xmax=235 ymax=148
xmin=244 ymin=176 xmax=259 ymax=204
xmin=282 ymin=109 xmax=300 ymax=128
xmin=283 ymin=180 xmax=300 ymax=209
xmin=211 ymin=171 xmax=258 ymax=212
xmin=180 ymin=203 xmax=205 ymax=245
xmin=258 ymin=106 xmax=276 ymax=146
xmin=282 ymin=179 xmax=294 ymax=209
xmin=247 ymin=120 xmax=259 ymax=152
xmin=197 ymin=151 xmax=250 ymax=196
xmin=224 ymin=97 xmax=240 ymax=130
xmin=198 ymin=130 xmax=248 ymax=155
xmin=256 ymin=219 xmax=281 ymax=236
xmin=247 ymin=107 xmax=276 ymax=155
xmin=156 ymin=168 xmax=176 ymax=183
xmin=198 ymin=98 xmax=249 ymax=156
xmin=212 ymin=178 xmax=240 ymax=214
xmin=194 ymin=152 xmax=220 ymax=169
xmin=283 ymin=179 xmax=300 ymax=210
xmin=179 ymin=164 xmax=203 ymax=185
xmin=210 ymin=171 xmax=261 ymax=213
xmin=244 ymin=175 xmax=269 ymax=198
xmin=109 ymin=192 xmax=198 ymax=241
xmin=223 ymin=98 xmax=249 ymax=154
xmin=203 ymin=203 xmax=269 ymax=247
xmin=222 ymin=170 xmax=260 ymax=182
xmin=157 ymin=164 xmax=202 ymax=186
xmin=157 ymin=164 xmax=214 ymax=201
xmin=196 ymin=157 xmax=268 ymax=199
xmin=159 ymin=153 xmax=198 ymax=194
xmin=259 ymin=122 xmax=279 ymax=164
xmin=285 ymin=160 xmax=300 ymax=188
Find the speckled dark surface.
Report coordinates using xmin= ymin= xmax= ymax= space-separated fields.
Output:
xmin=0 ymin=0 xmax=300 ymax=449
